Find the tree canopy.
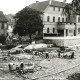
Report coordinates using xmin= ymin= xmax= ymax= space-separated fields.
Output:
xmin=63 ymin=0 xmax=80 ymax=19
xmin=13 ymin=7 xmax=43 ymax=39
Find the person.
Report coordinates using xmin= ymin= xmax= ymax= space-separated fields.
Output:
xmin=8 ymin=63 xmax=13 ymax=72
xmin=45 ymin=51 xmax=49 ymax=58
xmin=58 ymin=52 xmax=60 ymax=58
xmin=8 ymin=51 xmax=11 ymax=56
xmin=8 ymin=63 xmax=11 ymax=72
xmin=20 ymin=62 xmax=24 ymax=70
xmin=71 ymin=52 xmax=74 ymax=59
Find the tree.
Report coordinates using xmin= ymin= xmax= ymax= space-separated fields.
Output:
xmin=13 ymin=7 xmax=44 ymax=40
xmin=63 ymin=0 xmax=80 ymax=20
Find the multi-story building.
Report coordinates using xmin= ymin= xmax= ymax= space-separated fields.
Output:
xmin=0 ymin=11 xmax=8 ymax=36
xmin=29 ymin=0 xmax=80 ymax=46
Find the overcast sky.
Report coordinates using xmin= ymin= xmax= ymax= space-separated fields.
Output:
xmin=0 ymin=0 xmax=72 ymax=14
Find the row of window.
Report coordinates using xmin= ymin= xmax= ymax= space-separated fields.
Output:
xmin=47 ymin=28 xmax=55 ymax=33
xmin=0 ymin=23 xmax=8 ymax=29
xmin=53 ymin=7 xmax=64 ymax=12
xmin=47 ymin=28 xmax=74 ymax=33
xmin=47 ymin=16 xmax=80 ymax=23
xmin=47 ymin=28 xmax=80 ymax=36
xmin=47 ymin=16 xmax=67 ymax=22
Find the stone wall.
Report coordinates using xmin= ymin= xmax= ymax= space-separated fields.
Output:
xmin=64 ymin=38 xmax=80 ymax=46
xmin=44 ymin=37 xmax=80 ymax=47
xmin=53 ymin=38 xmax=80 ymax=47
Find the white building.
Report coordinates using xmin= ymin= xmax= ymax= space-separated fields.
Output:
xmin=29 ymin=0 xmax=80 ymax=46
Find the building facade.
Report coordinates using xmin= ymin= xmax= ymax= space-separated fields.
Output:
xmin=0 ymin=11 xmax=8 ymax=36
xmin=29 ymin=0 xmax=80 ymax=46
xmin=5 ymin=14 xmax=15 ymax=37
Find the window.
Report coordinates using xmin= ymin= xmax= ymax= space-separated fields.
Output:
xmin=1 ymin=23 xmax=4 ymax=29
xmin=53 ymin=17 xmax=55 ymax=22
xmin=53 ymin=28 xmax=55 ymax=33
xmin=47 ymin=16 xmax=50 ymax=22
xmin=78 ymin=17 xmax=80 ymax=22
xmin=66 ymin=18 xmax=67 ymax=22
xmin=78 ymin=28 xmax=80 ymax=33
xmin=63 ymin=8 xmax=65 ymax=12
xmin=62 ymin=18 xmax=64 ymax=22
xmin=47 ymin=28 xmax=49 ymax=33
xmin=53 ymin=7 xmax=55 ymax=11
xmin=58 ymin=17 xmax=60 ymax=22
xmin=4 ymin=23 xmax=7 ymax=29
xmin=58 ymin=8 xmax=60 ymax=11
xmin=11 ymin=26 xmax=13 ymax=28
xmin=6 ymin=25 xmax=8 ymax=29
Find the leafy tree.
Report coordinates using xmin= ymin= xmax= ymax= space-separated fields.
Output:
xmin=63 ymin=0 xmax=80 ymax=20
xmin=13 ymin=7 xmax=44 ymax=40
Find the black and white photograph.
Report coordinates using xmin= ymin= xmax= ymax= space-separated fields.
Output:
xmin=0 ymin=0 xmax=80 ymax=80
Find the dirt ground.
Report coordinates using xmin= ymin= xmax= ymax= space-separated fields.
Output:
xmin=0 ymin=47 xmax=80 ymax=80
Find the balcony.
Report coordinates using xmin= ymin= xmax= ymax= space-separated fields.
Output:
xmin=57 ymin=22 xmax=75 ymax=30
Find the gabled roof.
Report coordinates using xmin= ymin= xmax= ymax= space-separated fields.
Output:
xmin=28 ymin=0 xmax=66 ymax=12
xmin=0 ymin=11 xmax=8 ymax=22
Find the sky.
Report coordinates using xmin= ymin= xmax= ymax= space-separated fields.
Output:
xmin=0 ymin=0 xmax=72 ymax=15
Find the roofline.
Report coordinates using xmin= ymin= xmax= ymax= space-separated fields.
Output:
xmin=28 ymin=0 xmax=67 ymax=12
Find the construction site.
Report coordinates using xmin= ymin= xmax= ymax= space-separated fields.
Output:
xmin=0 ymin=42 xmax=80 ymax=80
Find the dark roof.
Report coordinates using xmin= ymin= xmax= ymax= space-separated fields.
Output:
xmin=5 ymin=14 xmax=15 ymax=25
xmin=0 ymin=11 xmax=8 ymax=22
xmin=28 ymin=0 xmax=66 ymax=12
xmin=51 ymin=0 xmax=66 ymax=7
xmin=29 ymin=1 xmax=49 ymax=12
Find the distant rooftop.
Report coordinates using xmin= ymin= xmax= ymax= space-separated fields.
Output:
xmin=0 ymin=11 xmax=8 ymax=22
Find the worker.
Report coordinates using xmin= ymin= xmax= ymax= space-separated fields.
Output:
xmin=58 ymin=52 xmax=60 ymax=58
xmin=45 ymin=51 xmax=49 ymax=58
xmin=8 ymin=51 xmax=11 ymax=56
xmin=8 ymin=63 xmax=11 ymax=72
xmin=71 ymin=52 xmax=74 ymax=59
xmin=8 ymin=63 xmax=13 ymax=72
xmin=20 ymin=62 xmax=24 ymax=70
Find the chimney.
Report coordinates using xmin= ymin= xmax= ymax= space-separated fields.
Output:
xmin=36 ymin=1 xmax=39 ymax=3
xmin=49 ymin=0 xmax=52 ymax=5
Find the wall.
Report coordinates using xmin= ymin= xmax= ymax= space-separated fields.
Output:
xmin=43 ymin=6 xmax=66 ymax=22
xmin=44 ymin=36 xmax=80 ymax=46
xmin=0 ymin=22 xmax=8 ymax=36
xmin=43 ymin=5 xmax=67 ymax=34
xmin=43 ymin=23 xmax=57 ymax=33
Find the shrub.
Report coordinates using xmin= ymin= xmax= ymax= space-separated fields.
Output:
xmin=67 ymin=73 xmax=80 ymax=80
xmin=0 ymin=34 xmax=6 ymax=44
